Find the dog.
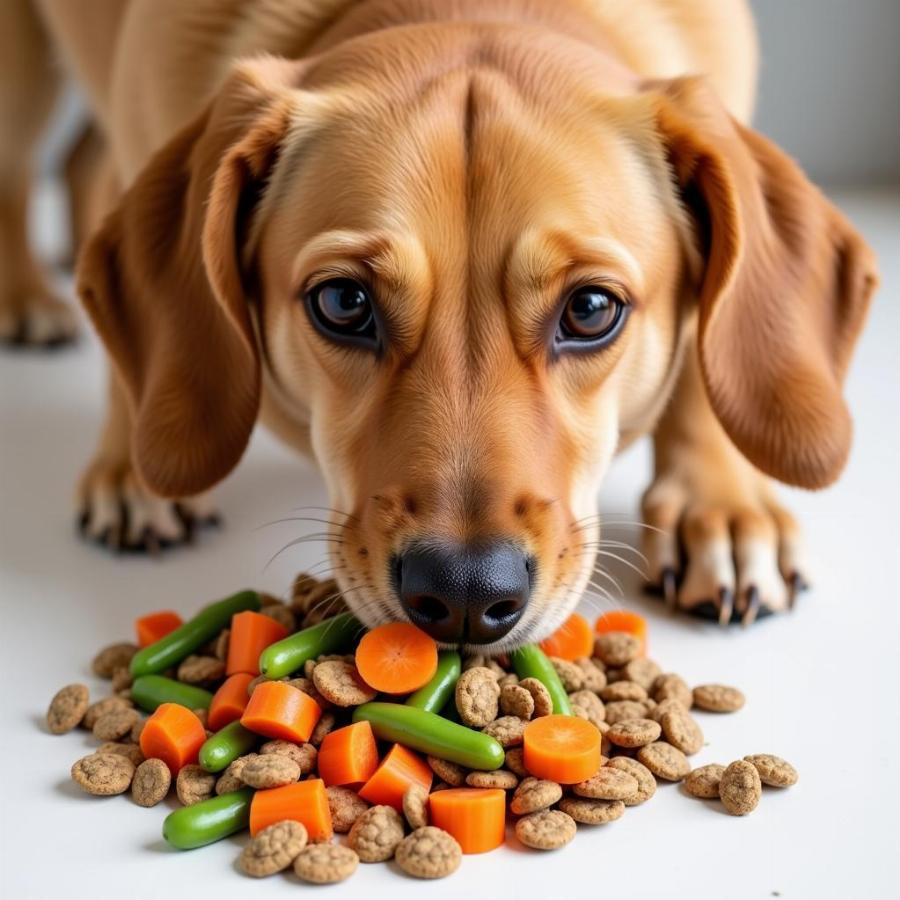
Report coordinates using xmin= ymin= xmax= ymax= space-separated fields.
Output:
xmin=0 ymin=0 xmax=877 ymax=650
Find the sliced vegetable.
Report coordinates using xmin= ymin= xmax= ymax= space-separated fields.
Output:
xmin=358 ymin=743 xmax=433 ymax=810
xmin=355 ymin=622 xmax=438 ymax=694
xmin=258 ymin=612 xmax=360 ymax=679
xmin=509 ymin=645 xmax=573 ymax=715
xmin=163 ymin=787 xmax=253 ymax=850
xmin=353 ymin=702 xmax=504 ymax=771
xmin=594 ymin=609 xmax=648 ymax=654
xmin=522 ymin=713 xmax=602 ymax=784
xmin=139 ymin=703 xmax=207 ymax=774
xmin=198 ymin=721 xmax=258 ymax=773
xmin=428 ymin=788 xmax=506 ymax=854
xmin=539 ymin=612 xmax=593 ymax=661
xmin=135 ymin=610 xmax=183 ymax=648
xmin=131 ymin=674 xmax=214 ymax=713
xmin=208 ymin=672 xmax=255 ymax=732
xmin=130 ymin=590 xmax=260 ymax=677
xmin=317 ymin=720 xmax=379 ymax=788
xmin=249 ymin=779 xmax=332 ymax=841
xmin=405 ymin=651 xmax=461 ymax=713
xmin=226 ymin=611 xmax=289 ymax=677
xmin=241 ymin=680 xmax=321 ymax=743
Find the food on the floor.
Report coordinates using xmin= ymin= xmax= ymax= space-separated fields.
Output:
xmin=355 ymin=621 xmax=439 ymax=694
xmin=538 ymin=612 xmax=594 ymax=661
xmin=135 ymin=611 xmax=184 ymax=648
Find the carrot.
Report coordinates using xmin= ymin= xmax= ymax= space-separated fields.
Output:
xmin=594 ymin=609 xmax=648 ymax=655
xmin=522 ymin=714 xmax=602 ymax=784
xmin=317 ymin=720 xmax=379 ymax=788
xmin=539 ymin=612 xmax=593 ymax=660
xmin=208 ymin=672 xmax=255 ymax=732
xmin=135 ymin=610 xmax=183 ymax=648
xmin=240 ymin=680 xmax=321 ymax=743
xmin=226 ymin=611 xmax=289 ymax=676
xmin=139 ymin=702 xmax=207 ymax=774
xmin=358 ymin=743 xmax=432 ymax=810
xmin=355 ymin=622 xmax=438 ymax=695
xmin=428 ymin=788 xmax=506 ymax=854
xmin=249 ymin=778 xmax=332 ymax=841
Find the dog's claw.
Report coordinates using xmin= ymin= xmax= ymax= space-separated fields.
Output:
xmin=741 ymin=586 xmax=761 ymax=628
xmin=661 ymin=568 xmax=678 ymax=611
xmin=787 ymin=572 xmax=807 ymax=610
xmin=717 ymin=588 xmax=734 ymax=627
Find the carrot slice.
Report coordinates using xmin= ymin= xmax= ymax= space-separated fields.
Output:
xmin=139 ymin=702 xmax=207 ymax=774
xmin=135 ymin=611 xmax=183 ymax=648
xmin=539 ymin=612 xmax=593 ymax=660
xmin=358 ymin=743 xmax=432 ymax=810
xmin=317 ymin=721 xmax=379 ymax=788
xmin=226 ymin=611 xmax=289 ymax=676
xmin=249 ymin=778 xmax=332 ymax=840
xmin=208 ymin=672 xmax=255 ymax=732
xmin=355 ymin=622 xmax=438 ymax=694
xmin=594 ymin=609 xmax=648 ymax=655
xmin=523 ymin=714 xmax=602 ymax=784
xmin=241 ymin=680 xmax=321 ymax=743
xmin=428 ymin=788 xmax=506 ymax=854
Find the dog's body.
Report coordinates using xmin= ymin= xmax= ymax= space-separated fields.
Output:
xmin=1 ymin=0 xmax=876 ymax=645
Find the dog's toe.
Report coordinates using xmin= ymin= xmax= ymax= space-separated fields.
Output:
xmin=0 ymin=294 xmax=79 ymax=349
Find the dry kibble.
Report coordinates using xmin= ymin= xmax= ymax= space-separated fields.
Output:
xmin=505 ymin=747 xmax=528 ymax=777
xmin=692 ymin=684 xmax=745 ymax=713
xmin=260 ymin=603 xmax=296 ymax=633
xmin=510 ymin=777 xmax=562 ymax=814
xmin=71 ymin=753 xmax=135 ymax=796
xmin=47 ymin=684 xmax=89 ymax=734
xmin=601 ymin=681 xmax=648 ymax=703
xmin=569 ymin=690 xmax=606 ymax=730
xmin=744 ymin=754 xmax=799 ymax=787
xmin=621 ymin=657 xmax=662 ymax=691
xmin=132 ymin=758 xmax=171 ymax=807
xmin=515 ymin=809 xmax=577 ymax=850
xmin=290 ymin=572 xmax=319 ymax=613
xmin=309 ymin=712 xmax=336 ymax=746
xmin=604 ymin=700 xmax=646 ymax=726
xmin=638 ymin=741 xmax=691 ymax=782
xmin=239 ymin=820 xmax=308 ymax=877
xmin=395 ymin=827 xmax=462 ymax=879
xmin=497 ymin=673 xmax=519 ymax=688
xmin=402 ymin=784 xmax=430 ymax=829
xmin=574 ymin=657 xmax=607 ymax=692
xmin=606 ymin=757 xmax=657 ymax=805
xmin=240 ymin=755 xmax=301 ymax=789
xmin=214 ymin=628 xmax=230 ymax=661
xmin=93 ymin=707 xmax=140 ymax=742
xmin=129 ymin=717 xmax=146 ymax=744
xmin=91 ymin=642 xmax=138 ymax=678
xmin=294 ymin=843 xmax=359 ymax=884
xmin=348 ymin=804 xmax=405 ymax=862
xmin=215 ymin=753 xmax=258 ymax=795
xmin=648 ymin=697 xmax=689 ymax=724
xmin=259 ymin=740 xmax=317 ymax=775
xmin=177 ymin=655 xmax=225 ymax=684
xmin=111 ymin=667 xmax=133 ymax=693
xmin=427 ymin=756 xmax=467 ymax=786
xmin=652 ymin=673 xmax=693 ymax=708
xmin=518 ymin=677 xmax=554 ymax=718
xmin=594 ymin=633 xmax=641 ymax=667
xmin=684 ymin=764 xmax=726 ymax=799
xmin=660 ymin=707 xmax=704 ymax=755
xmin=176 ymin=764 xmax=216 ymax=806
xmin=558 ymin=797 xmax=625 ymax=825
xmin=82 ymin=695 xmax=133 ymax=731
xmin=719 ymin=760 xmax=762 ymax=815
xmin=500 ymin=683 xmax=535 ymax=720
xmin=97 ymin=742 xmax=144 ymax=766
xmin=312 ymin=660 xmax=376 ymax=707
xmin=482 ymin=715 xmax=526 ymax=747
xmin=550 ymin=657 xmax=585 ymax=692
xmin=573 ymin=768 xmax=639 ymax=801
xmin=327 ymin=786 xmax=370 ymax=833
xmin=606 ymin=718 xmax=661 ymax=748
xmin=455 ymin=667 xmax=501 ymax=727
xmin=466 ymin=769 xmax=518 ymax=789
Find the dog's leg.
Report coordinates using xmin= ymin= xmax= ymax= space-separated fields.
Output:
xmin=641 ymin=340 xmax=809 ymax=626
xmin=0 ymin=0 xmax=78 ymax=347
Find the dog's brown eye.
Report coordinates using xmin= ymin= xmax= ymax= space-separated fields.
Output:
xmin=558 ymin=286 xmax=627 ymax=346
xmin=306 ymin=277 xmax=378 ymax=349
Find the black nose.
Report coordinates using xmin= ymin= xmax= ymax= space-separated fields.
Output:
xmin=396 ymin=541 xmax=532 ymax=644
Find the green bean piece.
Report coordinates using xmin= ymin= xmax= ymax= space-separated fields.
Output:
xmin=162 ymin=788 xmax=254 ymax=850
xmin=131 ymin=675 xmax=214 ymax=713
xmin=130 ymin=590 xmax=260 ymax=677
xmin=258 ymin=612 xmax=361 ymax=679
xmin=353 ymin=702 xmax=505 ymax=771
xmin=198 ymin=721 xmax=258 ymax=773
xmin=405 ymin=651 xmax=462 ymax=713
xmin=509 ymin=645 xmax=573 ymax=715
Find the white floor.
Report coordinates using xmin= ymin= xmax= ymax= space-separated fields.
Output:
xmin=1 ymin=187 xmax=898 ymax=900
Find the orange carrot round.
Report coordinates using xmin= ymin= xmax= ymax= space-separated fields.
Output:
xmin=428 ymin=788 xmax=506 ymax=854
xmin=208 ymin=672 xmax=255 ymax=732
xmin=241 ymin=680 xmax=321 ymax=743
xmin=358 ymin=743 xmax=432 ymax=810
xmin=317 ymin=720 xmax=379 ymax=788
xmin=135 ymin=610 xmax=183 ymax=648
xmin=139 ymin=702 xmax=207 ymax=774
xmin=355 ymin=622 xmax=438 ymax=694
xmin=539 ymin=612 xmax=593 ymax=660
xmin=226 ymin=611 xmax=289 ymax=676
xmin=249 ymin=778 xmax=332 ymax=840
xmin=594 ymin=609 xmax=648 ymax=655
xmin=522 ymin=714 xmax=602 ymax=784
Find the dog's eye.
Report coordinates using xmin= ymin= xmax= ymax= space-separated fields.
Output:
xmin=558 ymin=286 xmax=627 ymax=346
xmin=306 ymin=278 xmax=378 ymax=348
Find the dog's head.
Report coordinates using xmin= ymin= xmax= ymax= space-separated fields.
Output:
xmin=78 ymin=26 xmax=876 ymax=650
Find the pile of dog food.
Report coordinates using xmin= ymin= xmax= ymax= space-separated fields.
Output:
xmin=46 ymin=575 xmax=798 ymax=882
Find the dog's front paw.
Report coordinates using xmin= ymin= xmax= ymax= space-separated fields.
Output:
xmin=77 ymin=457 xmax=219 ymax=554
xmin=0 ymin=285 xmax=79 ymax=348
xmin=640 ymin=466 xmax=808 ymax=626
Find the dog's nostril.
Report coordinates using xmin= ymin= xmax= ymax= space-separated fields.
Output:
xmin=406 ymin=594 xmax=450 ymax=623
xmin=483 ymin=599 xmax=523 ymax=623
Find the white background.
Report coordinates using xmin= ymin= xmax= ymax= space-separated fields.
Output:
xmin=1 ymin=187 xmax=898 ymax=899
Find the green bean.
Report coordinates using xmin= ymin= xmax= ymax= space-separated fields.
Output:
xmin=198 ymin=721 xmax=258 ymax=773
xmin=353 ymin=702 xmax=504 ymax=771
xmin=162 ymin=788 xmax=254 ymax=850
xmin=130 ymin=590 xmax=260 ymax=677
xmin=131 ymin=675 xmax=214 ymax=713
xmin=406 ymin=651 xmax=461 ymax=714
xmin=259 ymin=612 xmax=360 ymax=679
xmin=509 ymin=645 xmax=573 ymax=715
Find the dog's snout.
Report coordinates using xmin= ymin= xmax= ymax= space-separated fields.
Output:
xmin=396 ymin=541 xmax=532 ymax=644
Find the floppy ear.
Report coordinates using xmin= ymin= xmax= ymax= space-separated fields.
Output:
xmin=76 ymin=61 xmax=300 ymax=497
xmin=649 ymin=77 xmax=878 ymax=489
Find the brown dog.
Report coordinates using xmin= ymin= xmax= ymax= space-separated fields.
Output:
xmin=0 ymin=0 xmax=877 ymax=648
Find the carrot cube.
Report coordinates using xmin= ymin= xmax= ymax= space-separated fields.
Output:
xmin=240 ymin=680 xmax=321 ymax=743
xmin=249 ymin=779 xmax=332 ymax=841
xmin=358 ymin=743 xmax=432 ymax=810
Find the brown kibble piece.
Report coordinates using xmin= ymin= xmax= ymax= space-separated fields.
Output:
xmin=347 ymin=804 xmax=405 ymax=862
xmin=97 ymin=742 xmax=144 ymax=766
xmin=510 ymin=777 xmax=562 ymax=814
xmin=600 ymin=681 xmax=648 ymax=703
xmin=111 ymin=667 xmax=133 ymax=693
xmin=466 ymin=769 xmax=518 ymax=789
xmin=518 ymin=677 xmax=554 ymax=718
xmin=550 ymin=657 xmax=585 ymax=692
xmin=132 ymin=758 xmax=171 ymax=807
xmin=309 ymin=711 xmax=336 ymax=746
xmin=215 ymin=753 xmax=258 ymax=795
xmin=692 ymin=684 xmax=745 ymax=713
xmin=574 ymin=658 xmax=607 ymax=693
xmin=594 ymin=633 xmax=641 ymax=667
xmin=93 ymin=707 xmax=140 ymax=742
xmin=607 ymin=718 xmax=661 ymax=748
xmin=505 ymin=747 xmax=528 ymax=777
xmin=92 ymin=642 xmax=138 ymax=679
xmin=71 ymin=753 xmax=135 ymax=795
xmin=648 ymin=697 xmax=689 ymax=724
xmin=241 ymin=755 xmax=301 ymax=789
xmin=82 ymin=695 xmax=133 ymax=731
xmin=621 ymin=657 xmax=662 ymax=691
xmin=744 ymin=754 xmax=799 ymax=787
xmin=482 ymin=715 xmax=526 ymax=747
xmin=558 ymin=796 xmax=625 ymax=824
xmin=214 ymin=628 xmax=230 ymax=661
xmin=313 ymin=660 xmax=376 ymax=707
xmin=176 ymin=764 xmax=216 ymax=806
xmin=607 ymin=757 xmax=657 ymax=805
xmin=239 ymin=820 xmax=308 ymax=877
xmin=47 ymin=684 xmax=89 ymax=734
xmin=515 ymin=809 xmax=576 ymax=850
xmin=569 ymin=690 xmax=606 ymax=730
xmin=129 ymin=718 xmax=146 ymax=744
xmin=290 ymin=572 xmax=319 ymax=613
xmin=395 ymin=826 xmax=462 ymax=879
xmin=327 ymin=786 xmax=369 ymax=833
xmin=177 ymin=655 xmax=226 ymax=684
xmin=427 ymin=756 xmax=467 ymax=786
xmin=573 ymin=767 xmax=639 ymax=801
xmin=402 ymin=784 xmax=430 ymax=829
xmin=455 ymin=667 xmax=501 ymax=727
xmin=652 ymin=673 xmax=693 ymax=708
xmin=719 ymin=760 xmax=762 ymax=815
xmin=500 ymin=683 xmax=535 ymax=720
xmin=603 ymin=700 xmax=645 ymax=726
xmin=260 ymin=603 xmax=296 ymax=633
xmin=294 ymin=843 xmax=359 ymax=884
xmin=684 ymin=764 xmax=726 ymax=799
xmin=660 ymin=707 xmax=704 ymax=755
xmin=259 ymin=740 xmax=317 ymax=775
xmin=637 ymin=741 xmax=691 ymax=781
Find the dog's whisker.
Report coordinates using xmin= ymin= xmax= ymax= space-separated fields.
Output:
xmin=289 ymin=505 xmax=359 ymax=521
xmin=253 ymin=516 xmax=350 ymax=533
xmin=263 ymin=534 xmax=345 ymax=571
